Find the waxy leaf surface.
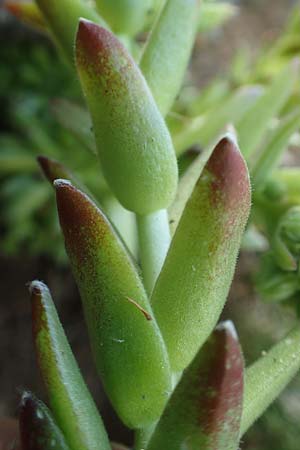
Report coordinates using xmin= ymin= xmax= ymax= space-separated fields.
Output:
xmin=140 ymin=0 xmax=201 ymax=116
xmin=76 ymin=20 xmax=178 ymax=214
xmin=55 ymin=181 xmax=172 ymax=428
xmin=152 ymin=136 xmax=251 ymax=372
xmin=30 ymin=281 xmax=110 ymax=450
xmin=19 ymin=391 xmax=70 ymax=450
xmin=148 ymin=322 xmax=244 ymax=450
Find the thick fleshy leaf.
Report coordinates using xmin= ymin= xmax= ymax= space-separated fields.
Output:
xmin=235 ymin=61 xmax=298 ymax=158
xmin=5 ymin=1 xmax=46 ymax=32
xmin=95 ymin=0 xmax=154 ymax=36
xmin=140 ymin=0 xmax=200 ymax=117
xmin=76 ymin=20 xmax=178 ymax=214
xmin=55 ymin=180 xmax=172 ymax=428
xmin=151 ymin=136 xmax=251 ymax=372
xmin=169 ymin=144 xmax=214 ymax=236
xmin=19 ymin=391 xmax=70 ymax=450
xmin=35 ymin=0 xmax=107 ymax=63
xmin=148 ymin=322 xmax=244 ymax=450
xmin=174 ymin=86 xmax=263 ymax=156
xmin=37 ymin=156 xmax=137 ymax=258
xmin=251 ymin=109 xmax=300 ymax=189
xmin=241 ymin=326 xmax=300 ymax=436
xmin=30 ymin=281 xmax=110 ymax=450
xmin=51 ymin=99 xmax=96 ymax=154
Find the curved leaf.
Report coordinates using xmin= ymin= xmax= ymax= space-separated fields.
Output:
xmin=140 ymin=0 xmax=200 ymax=117
xmin=148 ymin=322 xmax=244 ymax=450
xmin=75 ymin=20 xmax=178 ymax=214
xmin=241 ymin=325 xmax=300 ymax=435
xmin=55 ymin=180 xmax=172 ymax=428
xmin=30 ymin=281 xmax=110 ymax=450
xmin=151 ymin=135 xmax=251 ymax=372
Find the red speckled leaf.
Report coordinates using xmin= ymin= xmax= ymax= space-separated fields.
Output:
xmin=19 ymin=391 xmax=70 ymax=450
xmin=54 ymin=180 xmax=172 ymax=429
xmin=75 ymin=20 xmax=178 ymax=214
xmin=151 ymin=135 xmax=251 ymax=372
xmin=147 ymin=321 xmax=244 ymax=450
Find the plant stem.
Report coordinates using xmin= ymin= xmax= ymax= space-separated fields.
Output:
xmin=137 ymin=209 xmax=170 ymax=295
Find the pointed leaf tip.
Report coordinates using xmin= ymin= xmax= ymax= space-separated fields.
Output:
xmin=75 ymin=19 xmax=178 ymax=214
xmin=38 ymin=157 xmax=72 ymax=184
xmin=147 ymin=322 xmax=244 ymax=450
xmin=55 ymin=183 xmax=172 ymax=428
xmin=205 ymin=136 xmax=251 ymax=212
xmin=76 ymin=19 xmax=115 ymax=69
xmin=152 ymin=137 xmax=251 ymax=372
xmin=19 ymin=391 xmax=70 ymax=450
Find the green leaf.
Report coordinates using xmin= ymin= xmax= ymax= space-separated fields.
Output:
xmin=140 ymin=0 xmax=201 ymax=116
xmin=76 ymin=20 xmax=178 ymax=214
xmin=147 ymin=322 xmax=244 ymax=450
xmin=29 ymin=281 xmax=110 ymax=450
xmin=235 ymin=62 xmax=299 ymax=158
xmin=241 ymin=326 xmax=300 ymax=436
xmin=95 ymin=0 xmax=155 ymax=36
xmin=151 ymin=136 xmax=251 ymax=372
xmin=35 ymin=0 xmax=107 ymax=64
xmin=19 ymin=391 xmax=70 ymax=450
xmin=55 ymin=180 xmax=172 ymax=428
xmin=251 ymin=109 xmax=300 ymax=189
xmin=51 ymin=99 xmax=96 ymax=154
xmin=174 ymin=86 xmax=263 ymax=156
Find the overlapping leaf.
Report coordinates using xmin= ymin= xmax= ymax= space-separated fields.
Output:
xmin=76 ymin=20 xmax=178 ymax=214
xmin=30 ymin=281 xmax=110 ymax=450
xmin=152 ymin=136 xmax=251 ymax=372
xmin=19 ymin=391 xmax=70 ymax=450
xmin=148 ymin=322 xmax=244 ymax=450
xmin=55 ymin=180 xmax=172 ymax=428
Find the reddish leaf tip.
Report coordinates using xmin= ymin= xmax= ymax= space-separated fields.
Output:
xmin=76 ymin=18 xmax=111 ymax=59
xmin=38 ymin=157 xmax=71 ymax=184
xmin=206 ymin=135 xmax=251 ymax=211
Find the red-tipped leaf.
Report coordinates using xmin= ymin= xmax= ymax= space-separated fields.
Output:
xmin=151 ymin=135 xmax=251 ymax=372
xmin=147 ymin=321 xmax=244 ymax=450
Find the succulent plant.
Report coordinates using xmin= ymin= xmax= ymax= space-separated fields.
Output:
xmin=3 ymin=2 xmax=300 ymax=449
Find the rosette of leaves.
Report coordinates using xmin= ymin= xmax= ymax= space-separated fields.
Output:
xmin=6 ymin=4 xmax=300 ymax=450
xmin=2 ymin=0 xmax=237 ymax=261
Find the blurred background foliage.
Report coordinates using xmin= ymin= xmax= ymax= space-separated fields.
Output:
xmin=1 ymin=1 xmax=300 ymax=449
